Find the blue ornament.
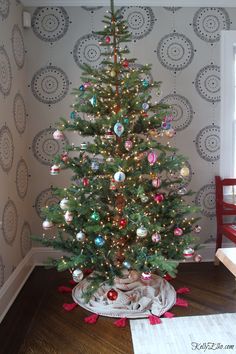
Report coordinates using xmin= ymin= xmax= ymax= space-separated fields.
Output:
xmin=70 ymin=111 xmax=77 ymax=119
xmin=123 ymin=117 xmax=129 ymax=124
xmin=94 ymin=235 xmax=105 ymax=247
xmin=142 ymin=103 xmax=149 ymax=111
xmin=89 ymin=95 xmax=97 ymax=107
xmin=91 ymin=160 xmax=99 ymax=171
xmin=142 ymin=79 xmax=149 ymax=88
xmin=79 ymin=85 xmax=85 ymax=91
xmin=123 ymin=260 xmax=131 ymax=269
xmin=114 ymin=122 xmax=124 ymax=137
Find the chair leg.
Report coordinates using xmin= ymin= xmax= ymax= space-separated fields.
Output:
xmin=214 ymin=256 xmax=220 ymax=266
xmin=214 ymin=229 xmax=222 ymax=266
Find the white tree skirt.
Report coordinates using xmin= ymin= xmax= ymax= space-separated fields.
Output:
xmin=72 ymin=271 xmax=176 ymax=319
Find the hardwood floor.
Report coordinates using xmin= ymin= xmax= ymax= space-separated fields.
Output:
xmin=0 ymin=263 xmax=236 ymax=354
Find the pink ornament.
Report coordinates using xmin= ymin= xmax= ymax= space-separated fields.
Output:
xmin=152 ymin=178 xmax=161 ymax=188
xmin=193 ymin=253 xmax=202 ymax=262
xmin=105 ymin=36 xmax=111 ymax=43
xmin=141 ymin=272 xmax=152 ymax=280
xmin=174 ymin=227 xmax=183 ymax=236
xmin=84 ymin=82 xmax=91 ymax=89
xmin=125 ymin=140 xmax=133 ymax=151
xmin=64 ymin=211 xmax=73 ymax=224
xmin=183 ymin=248 xmax=195 ymax=259
xmin=61 ymin=152 xmax=69 ymax=163
xmin=151 ymin=233 xmax=161 ymax=243
xmin=53 ymin=129 xmax=64 ymax=140
xmin=42 ymin=219 xmax=53 ymax=230
xmin=82 ymin=177 xmax=89 ymax=187
xmin=148 ymin=151 xmax=158 ymax=165
xmin=154 ymin=193 xmax=164 ymax=203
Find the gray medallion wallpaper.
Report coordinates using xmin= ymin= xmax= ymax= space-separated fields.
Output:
xmin=1 ymin=3 xmax=235 ymax=289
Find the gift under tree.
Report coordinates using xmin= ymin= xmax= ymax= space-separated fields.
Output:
xmin=38 ymin=0 xmax=201 ymax=319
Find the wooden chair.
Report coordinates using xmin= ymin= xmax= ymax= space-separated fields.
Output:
xmin=215 ymin=176 xmax=236 ymax=252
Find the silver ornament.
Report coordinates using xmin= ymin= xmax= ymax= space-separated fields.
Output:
xmin=72 ymin=268 xmax=83 ymax=282
xmin=76 ymin=231 xmax=86 ymax=241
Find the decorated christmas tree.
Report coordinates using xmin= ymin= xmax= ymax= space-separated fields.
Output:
xmin=38 ymin=1 xmax=201 ymax=317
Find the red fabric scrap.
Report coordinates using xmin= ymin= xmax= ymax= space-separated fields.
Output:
xmin=68 ymin=280 xmax=77 ymax=286
xmin=84 ymin=314 xmax=99 ymax=324
xmin=113 ymin=317 xmax=128 ymax=327
xmin=163 ymin=312 xmax=175 ymax=318
xmin=176 ymin=287 xmax=190 ymax=294
xmin=148 ymin=315 xmax=162 ymax=325
xmin=175 ymin=297 xmax=188 ymax=307
xmin=58 ymin=286 xmax=72 ymax=293
xmin=163 ymin=274 xmax=173 ymax=281
xmin=63 ymin=302 xmax=78 ymax=311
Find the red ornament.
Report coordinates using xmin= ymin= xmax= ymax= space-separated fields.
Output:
xmin=61 ymin=152 xmax=69 ymax=163
xmin=119 ymin=218 xmax=127 ymax=228
xmin=82 ymin=177 xmax=89 ymax=187
xmin=142 ymin=112 xmax=149 ymax=117
xmin=107 ymin=288 xmax=118 ymax=301
xmin=174 ymin=227 xmax=183 ymax=236
xmin=122 ymin=59 xmax=129 ymax=68
xmin=154 ymin=193 xmax=164 ymax=203
xmin=105 ymin=36 xmax=111 ymax=43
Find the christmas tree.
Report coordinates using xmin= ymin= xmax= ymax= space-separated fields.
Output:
xmin=38 ymin=1 xmax=200 ymax=309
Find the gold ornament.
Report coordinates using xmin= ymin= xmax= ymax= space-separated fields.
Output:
xmin=110 ymin=70 xmax=116 ymax=77
xmin=180 ymin=166 xmax=190 ymax=177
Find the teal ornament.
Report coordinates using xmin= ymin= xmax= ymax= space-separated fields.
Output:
xmin=114 ymin=122 xmax=124 ymax=137
xmin=91 ymin=211 xmax=100 ymax=222
xmin=142 ymin=79 xmax=149 ymax=88
xmin=142 ymin=103 xmax=149 ymax=111
xmin=79 ymin=85 xmax=85 ymax=91
xmin=89 ymin=95 xmax=97 ymax=107
xmin=70 ymin=111 xmax=77 ymax=119
xmin=94 ymin=235 xmax=105 ymax=247
xmin=123 ymin=260 xmax=131 ymax=269
xmin=123 ymin=117 xmax=129 ymax=124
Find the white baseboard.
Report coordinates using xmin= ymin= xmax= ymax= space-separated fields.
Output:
xmin=0 ymin=243 xmax=234 ymax=324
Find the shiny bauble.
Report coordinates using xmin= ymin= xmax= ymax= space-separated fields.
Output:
xmin=91 ymin=211 xmax=100 ymax=222
xmin=84 ymin=82 xmax=91 ymax=89
xmin=161 ymin=122 xmax=171 ymax=130
xmin=151 ymin=233 xmax=161 ymax=243
xmin=114 ymin=122 xmax=124 ymax=137
xmin=105 ymin=36 xmax=111 ymax=43
xmin=82 ymin=177 xmax=89 ymax=187
xmin=193 ymin=253 xmax=202 ymax=262
xmin=60 ymin=198 xmax=69 ymax=210
xmin=42 ymin=219 xmax=53 ymax=230
xmin=53 ymin=129 xmax=64 ymax=140
xmin=76 ymin=231 xmax=86 ymax=242
xmin=107 ymin=288 xmax=118 ymax=301
xmin=91 ymin=160 xmax=99 ymax=171
xmin=123 ymin=117 xmax=129 ymax=124
xmin=110 ymin=70 xmax=116 ymax=77
xmin=141 ymin=272 xmax=152 ymax=280
xmin=122 ymin=59 xmax=129 ymax=68
xmin=154 ymin=193 xmax=164 ymax=203
xmin=89 ymin=95 xmax=97 ymax=106
xmin=148 ymin=150 xmax=158 ymax=165
xmin=142 ymin=79 xmax=149 ymax=88
xmin=80 ymin=142 xmax=87 ymax=150
xmin=106 ymin=156 xmax=114 ymax=163
xmin=152 ymin=178 xmax=161 ymax=188
xmin=125 ymin=140 xmax=133 ymax=151
xmin=61 ymin=152 xmax=69 ymax=163
xmin=64 ymin=211 xmax=73 ymax=224
xmin=165 ymin=128 xmax=176 ymax=138
xmin=136 ymin=226 xmax=148 ymax=238
xmin=174 ymin=227 xmax=183 ymax=236
xmin=114 ymin=171 xmax=126 ymax=182
xmin=119 ymin=218 xmax=127 ymax=228
xmin=79 ymin=84 xmax=85 ymax=91
xmin=94 ymin=235 xmax=105 ymax=247
xmin=142 ymin=102 xmax=149 ymax=111
xmin=105 ymin=130 xmax=115 ymax=140
xmin=178 ymin=187 xmax=187 ymax=195
xmin=123 ymin=260 xmax=131 ymax=269
xmin=180 ymin=166 xmax=190 ymax=177
xmin=183 ymin=247 xmax=195 ymax=259
xmin=72 ymin=268 xmax=83 ymax=283
xmin=141 ymin=194 xmax=149 ymax=203
xmin=50 ymin=164 xmax=60 ymax=175
xmin=70 ymin=111 xmax=77 ymax=119
xmin=194 ymin=225 xmax=202 ymax=233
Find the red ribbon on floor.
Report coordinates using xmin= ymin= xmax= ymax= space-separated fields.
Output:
xmin=175 ymin=297 xmax=188 ymax=307
xmin=84 ymin=314 xmax=99 ymax=324
xmin=163 ymin=312 xmax=175 ymax=318
xmin=58 ymin=286 xmax=72 ymax=293
xmin=113 ymin=317 xmax=127 ymax=327
xmin=148 ymin=315 xmax=162 ymax=325
xmin=63 ymin=302 xmax=78 ymax=311
xmin=176 ymin=287 xmax=190 ymax=294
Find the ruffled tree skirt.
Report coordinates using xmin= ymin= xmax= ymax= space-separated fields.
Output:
xmin=72 ymin=270 xmax=176 ymax=319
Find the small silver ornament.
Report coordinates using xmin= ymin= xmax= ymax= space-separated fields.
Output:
xmin=114 ymin=171 xmax=126 ymax=182
xmin=60 ymin=198 xmax=69 ymax=210
xmin=76 ymin=231 xmax=85 ymax=241
xmin=136 ymin=225 xmax=148 ymax=237
xmin=91 ymin=160 xmax=99 ymax=171
xmin=42 ymin=219 xmax=53 ymax=230
xmin=72 ymin=268 xmax=83 ymax=282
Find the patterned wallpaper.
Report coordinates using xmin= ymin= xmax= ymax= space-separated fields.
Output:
xmin=0 ymin=0 xmax=31 ymax=289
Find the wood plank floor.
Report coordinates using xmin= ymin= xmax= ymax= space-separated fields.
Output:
xmin=0 ymin=263 xmax=236 ymax=354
